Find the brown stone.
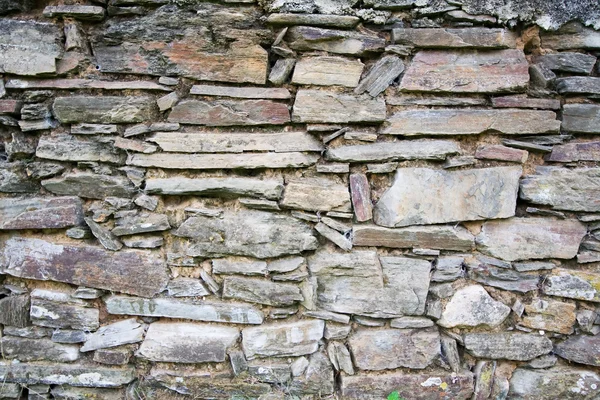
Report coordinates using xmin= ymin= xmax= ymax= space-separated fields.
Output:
xmin=168 ymin=99 xmax=290 ymax=126
xmin=350 ymin=173 xmax=372 ymax=222
xmin=392 ymin=28 xmax=516 ymax=48
xmin=286 ymin=26 xmax=385 ymax=56
xmin=280 ymin=178 xmax=351 ymax=212
xmin=475 ymin=145 xmax=528 ymax=163
xmin=292 ymin=89 xmax=386 ymax=123
xmin=6 ymin=79 xmax=169 ymax=91
xmin=291 ymin=56 xmax=364 ymax=87
xmin=0 ymin=197 xmax=83 ymax=230
xmin=0 ymin=100 xmax=22 ymax=114
xmin=353 ymin=224 xmax=475 ymax=251
xmin=53 ymin=96 xmax=156 ymax=124
xmin=491 ymin=96 xmax=561 ymax=110
xmin=190 ymin=85 xmax=290 ymax=99
xmin=520 ymin=298 xmax=576 ymax=334
xmin=549 ymin=141 xmax=600 ymax=162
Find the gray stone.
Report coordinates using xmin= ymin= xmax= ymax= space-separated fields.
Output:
xmin=556 ymin=77 xmax=600 ymax=96
xmin=541 ymin=21 xmax=600 ymax=49
xmin=561 ymin=104 xmax=600 ymax=134
xmin=168 ymin=99 xmax=289 ymax=126
xmin=0 ymin=197 xmax=83 ymax=230
xmin=0 ymin=237 xmax=168 ymax=297
xmin=53 ymin=97 xmax=155 ymax=124
xmin=400 ymin=50 xmax=528 ymax=93
xmin=289 ymin=352 xmax=335 ymax=396
xmin=374 ymin=166 xmax=521 ymax=227
xmin=390 ymin=316 xmax=434 ymax=329
xmin=382 ymin=109 xmax=560 ymax=135
xmin=476 ymin=218 xmax=586 ymax=261
xmin=0 ymin=295 xmax=30 ymax=328
xmin=308 ymin=250 xmax=431 ymax=318
xmin=139 ymin=322 xmax=238 ymax=363
xmin=491 ymin=95 xmax=561 ymax=110
xmin=286 ymin=26 xmax=385 ymax=56
xmin=543 ymin=268 xmax=600 ymax=302
xmin=355 ymin=55 xmax=405 ymax=97
xmin=111 ymin=213 xmax=170 ymax=236
xmin=43 ymin=5 xmax=106 ymax=21
xmin=520 ymin=298 xmax=576 ymax=335
xmin=326 ymin=139 xmax=460 ymax=162
xmin=441 ymin=336 xmax=461 ymax=373
xmin=105 ymin=295 xmax=263 ymax=324
xmin=113 ymin=137 xmax=158 ymax=154
xmin=222 ymin=276 xmax=303 ymax=306
xmin=521 ymin=167 xmax=600 ymax=212
xmin=85 ymin=218 xmax=123 ymax=251
xmin=513 ymin=261 xmax=556 ymax=272
xmin=524 ymin=354 xmax=558 ymax=369
xmin=534 ymin=53 xmax=596 ymax=74
xmin=291 ymin=56 xmax=364 ymax=87
xmin=175 ymin=209 xmax=318 ymax=258
xmin=327 ymin=342 xmax=354 ymax=375
xmin=242 ymin=319 xmax=324 ymax=359
xmin=267 ymin=13 xmax=360 ymax=27
xmin=509 ymin=367 xmax=600 ymax=399
xmin=51 ymin=330 xmax=88 ymax=344
xmin=121 ymin=235 xmax=163 ymax=249
xmin=30 ymin=297 xmax=99 ymax=331
xmin=353 ymin=224 xmax=475 ymax=251
xmin=0 ymin=20 xmax=62 ymax=76
xmin=446 ymin=10 xmax=496 ymax=23
xmin=324 ymin=322 xmax=351 ymax=340
xmin=4 ymin=326 xmax=49 ymax=339
xmin=269 ymin=58 xmax=295 ymax=85
xmin=549 ymin=141 xmax=600 ymax=162
xmin=239 ymin=198 xmax=280 ymax=211
xmin=42 ymin=172 xmax=136 ymax=200
xmin=292 ymin=89 xmax=386 ymax=123
xmin=267 ymin=257 xmax=304 ymax=273
xmin=94 ymin=346 xmax=132 ymax=366
xmin=145 ymin=176 xmax=283 ymax=200
xmin=432 ymin=256 xmax=463 ymax=282
xmin=80 ymin=319 xmax=144 ymax=352
xmin=467 ymin=264 xmax=540 ymax=293
xmin=315 ymin=222 xmax=352 ymax=251
xmin=156 ymin=92 xmax=178 ymax=111
xmin=438 ymin=285 xmax=510 ymax=328
xmin=190 ymin=85 xmax=290 ymax=100
xmin=464 ymin=333 xmax=553 ymax=360
xmin=1 ymin=337 xmax=79 ymax=362
xmin=529 ymin=63 xmax=556 ymax=90
xmin=213 ymin=258 xmax=268 ymax=275
xmin=166 ymin=278 xmax=209 ymax=297
xmin=304 ymin=310 xmax=350 ymax=324
xmin=392 ymin=28 xmax=516 ymax=48
xmin=247 ymin=361 xmax=291 ymax=384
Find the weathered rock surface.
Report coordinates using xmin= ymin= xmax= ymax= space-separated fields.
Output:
xmin=354 ymin=55 xmax=405 ymax=97
xmin=175 ymin=209 xmax=318 ymax=258
xmin=105 ymin=295 xmax=263 ymax=324
xmin=556 ymin=77 xmax=600 ymax=96
xmin=36 ymin=135 xmax=125 ymax=164
xmin=53 ymin=97 xmax=155 ymax=124
xmin=520 ymin=167 xmax=600 ymax=212
xmin=146 ymin=176 xmax=283 ymax=199
xmin=464 ymin=333 xmax=553 ymax=360
xmin=139 ymin=322 xmax=238 ymax=363
xmin=438 ymin=285 xmax=510 ymax=328
xmin=111 ymin=213 xmax=170 ymax=236
xmin=326 ymin=140 xmax=460 ymax=162
xmin=292 ymin=89 xmax=386 ymax=123
xmin=561 ymin=104 xmax=600 ymax=134
xmin=43 ymin=5 xmax=105 ymax=20
xmin=222 ymin=276 xmax=303 ymax=306
xmin=374 ymin=167 xmax=521 ymax=227
xmin=509 ymin=367 xmax=600 ymax=400
xmin=467 ymin=264 xmax=540 ymax=293
xmin=280 ymin=178 xmax=351 ymax=212
xmin=476 ymin=144 xmax=528 ymax=163
xmin=0 ymin=197 xmax=83 ymax=230
xmin=168 ymin=100 xmax=290 ymax=126
xmin=290 ymin=352 xmax=335 ymax=395
xmin=353 ymin=224 xmax=475 ymax=251
xmin=7 ymin=79 xmax=170 ymax=91
xmin=30 ymin=297 xmax=99 ymax=331
xmin=1 ymin=337 xmax=79 ymax=362
xmin=292 ymin=56 xmax=364 ymax=87
xmin=400 ymin=50 xmax=529 ymax=93
xmin=242 ymin=320 xmax=324 ymax=359
xmin=85 ymin=218 xmax=123 ymax=251
xmin=0 ymin=295 xmax=30 ymax=327
xmin=520 ymin=298 xmax=576 ymax=334
xmin=382 ymin=109 xmax=560 ymax=135
xmin=42 ymin=172 xmax=136 ymax=200
xmin=555 ymin=335 xmax=600 ymax=366
xmin=476 ymin=218 xmax=586 ymax=261
xmin=190 ymin=85 xmax=290 ymax=99
xmin=549 ymin=141 xmax=600 ymax=162
xmin=81 ymin=319 xmax=144 ymax=352
xmin=392 ymin=28 xmax=516 ymax=48
xmin=349 ymin=328 xmax=440 ymax=370
xmin=543 ymin=268 xmax=600 ymax=302
xmin=308 ymin=250 xmax=431 ymax=317
xmin=534 ymin=53 xmax=597 ymax=74
xmin=212 ymin=258 xmax=267 ymax=275
xmin=286 ymin=26 xmax=385 ymax=56
xmin=267 ymin=13 xmax=359 ymax=27
xmin=0 ymin=237 xmax=168 ymax=297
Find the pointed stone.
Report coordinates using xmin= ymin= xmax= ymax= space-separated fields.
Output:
xmin=85 ymin=218 xmax=123 ymax=251
xmin=242 ymin=320 xmax=324 ymax=359
xmin=349 ymin=173 xmax=372 ymax=222
xmin=354 ymin=55 xmax=405 ymax=97
xmin=438 ymin=285 xmax=510 ymax=328
xmin=292 ymin=89 xmax=386 ymax=124
xmin=168 ymin=100 xmax=289 ymax=126
xmin=353 ymin=224 xmax=475 ymax=251
xmin=269 ymin=58 xmax=295 ymax=85
xmin=315 ymin=222 xmax=352 ymax=251
xmin=326 ymin=140 xmax=460 ymax=162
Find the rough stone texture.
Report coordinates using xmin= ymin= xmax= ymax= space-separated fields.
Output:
xmin=222 ymin=276 xmax=303 ymax=306
xmin=0 ymin=197 xmax=83 ymax=230
xmin=30 ymin=298 xmax=99 ymax=331
xmin=292 ymin=89 xmax=386 ymax=123
xmin=476 ymin=145 xmax=528 ymax=163
xmin=326 ymin=140 xmax=460 ymax=162
xmin=1 ymin=337 xmax=79 ymax=362
xmin=464 ymin=333 xmax=553 ymax=361
xmin=190 ymin=85 xmax=290 ymax=99
xmin=557 ymin=77 xmax=600 ymax=96
xmin=476 ymin=218 xmax=586 ymax=261
xmin=392 ymin=28 xmax=516 ymax=48
xmin=541 ymin=21 xmax=600 ymax=49
xmin=400 ymin=50 xmax=529 ymax=93
xmin=53 ymin=97 xmax=155 ymax=124
xmin=549 ymin=141 xmax=600 ymax=162
xmin=438 ymin=285 xmax=510 ymax=328
xmin=561 ymin=104 xmax=600 ymax=134
xmin=42 ymin=172 xmax=135 ymax=200
xmin=509 ymin=367 xmax=600 ymax=399
xmin=520 ymin=298 xmax=576 ymax=334
xmin=543 ymin=268 xmax=600 ymax=302
xmin=374 ymin=167 xmax=521 ymax=227
xmin=534 ymin=53 xmax=597 ymax=74
xmin=267 ymin=13 xmax=359 ymax=27
xmin=80 ymin=319 xmax=144 ymax=352
xmin=36 ymin=134 xmax=125 ymax=164
xmin=0 ymin=295 xmax=30 ymax=328
xmin=7 ymin=79 xmax=169 ymax=91
xmin=280 ymin=178 xmax=351 ymax=212
xmin=354 ymin=55 xmax=405 ymax=97
xmin=168 ymin=100 xmax=290 ymax=126
xmin=242 ymin=320 xmax=324 ymax=359
xmin=286 ymin=26 xmax=385 ymax=56
xmin=353 ymin=224 xmax=475 ymax=251
xmin=292 ymin=56 xmax=364 ymax=87
xmin=520 ymin=167 xmax=600 ymax=212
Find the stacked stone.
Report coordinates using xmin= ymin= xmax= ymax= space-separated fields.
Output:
xmin=0 ymin=0 xmax=600 ymax=399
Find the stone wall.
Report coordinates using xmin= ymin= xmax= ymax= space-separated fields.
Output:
xmin=0 ymin=0 xmax=599 ymax=399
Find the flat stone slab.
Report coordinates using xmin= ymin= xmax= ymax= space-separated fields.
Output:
xmin=399 ymin=50 xmax=529 ymax=93
xmin=267 ymin=13 xmax=360 ymax=28
xmin=168 ymin=100 xmax=289 ymax=126
xmin=222 ymin=276 xmax=303 ymax=306
xmin=43 ymin=5 xmax=106 ymax=20
xmin=549 ymin=141 xmax=600 ymax=162
xmin=292 ymin=56 xmax=364 ymax=87
xmin=145 ymin=177 xmax=284 ymax=199
xmin=0 ymin=20 xmax=62 ymax=76
xmin=292 ymin=90 xmax=386 ymax=124
xmin=392 ymin=28 xmax=516 ymax=48
xmin=382 ymin=109 xmax=560 ymax=135
xmin=476 ymin=218 xmax=586 ymax=261
xmin=520 ymin=167 xmax=600 ymax=212
xmin=175 ymin=209 xmax=318 ymax=259
xmin=341 ymin=371 xmax=474 ymax=399
xmin=139 ymin=322 xmax=238 ymax=363
xmin=555 ymin=335 xmax=600 ymax=366
xmin=326 ymin=140 xmax=460 ymax=162
xmin=543 ymin=268 xmax=600 ymax=302
xmin=36 ymin=134 xmax=125 ymax=164
xmin=438 ymin=285 xmax=510 ymax=328
xmin=105 ymin=295 xmax=263 ymax=324
xmin=464 ymin=333 xmax=553 ymax=360
xmin=509 ymin=367 xmax=600 ymax=400
xmin=53 ymin=96 xmax=155 ymax=124
xmin=561 ymin=104 xmax=600 ymax=134
xmin=1 ymin=337 xmax=79 ymax=362
xmin=280 ymin=178 xmax=351 ymax=212
xmin=556 ymin=77 xmax=600 ymax=96
xmin=6 ymin=79 xmax=169 ymax=91
xmin=349 ymin=328 xmax=440 ymax=370
xmin=374 ymin=166 xmax=521 ymax=227
xmin=148 ymin=131 xmax=322 ymax=153
xmin=81 ymin=319 xmax=144 ymax=352
xmin=286 ymin=26 xmax=385 ymax=56
xmin=353 ymin=224 xmax=475 ymax=251
xmin=308 ymin=250 xmax=431 ymax=318
xmin=0 ymin=196 xmax=83 ymax=230
xmin=0 ymin=237 xmax=169 ymax=297
xmin=520 ymin=298 xmax=576 ymax=335
xmin=190 ymin=84 xmax=290 ymax=99
xmin=541 ymin=22 xmax=600 ymax=49
xmin=42 ymin=172 xmax=136 ymax=200
xmin=242 ymin=320 xmax=324 ymax=359
xmin=534 ymin=53 xmax=597 ymax=74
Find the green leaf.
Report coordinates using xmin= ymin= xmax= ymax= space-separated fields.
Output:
xmin=387 ymin=391 xmax=400 ymax=400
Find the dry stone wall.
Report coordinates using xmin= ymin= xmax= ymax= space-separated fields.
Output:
xmin=0 ymin=0 xmax=600 ymax=399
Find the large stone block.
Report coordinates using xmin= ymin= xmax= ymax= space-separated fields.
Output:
xmin=541 ymin=22 xmax=600 ymax=49
xmin=292 ymin=90 xmax=386 ymax=123
xmin=42 ymin=172 xmax=136 ymax=199
xmin=509 ymin=367 xmax=600 ymax=400
xmin=561 ymin=104 xmax=600 ymax=134
xmin=280 ymin=178 xmax=351 ymax=212
xmin=325 ymin=140 xmax=460 ymax=162
xmin=392 ymin=28 xmax=517 ymax=48
xmin=1 ymin=337 xmax=79 ymax=362
xmin=438 ymin=285 xmax=510 ymax=328
xmin=145 ymin=177 xmax=284 ymax=199
xmin=286 ymin=26 xmax=385 ymax=56
xmin=242 ymin=320 xmax=324 ymax=359
xmin=0 ymin=197 xmax=83 ymax=230
xmin=222 ymin=277 xmax=303 ymax=306
xmin=353 ymin=224 xmax=475 ymax=251
xmin=53 ymin=97 xmax=156 ymax=124
xmin=292 ymin=56 xmax=364 ymax=87
xmin=543 ymin=268 xmax=600 ymax=302
xmin=464 ymin=333 xmax=553 ymax=360
xmin=36 ymin=134 xmax=125 ymax=164
xmin=168 ymin=100 xmax=290 ymax=126
xmin=374 ymin=167 xmax=521 ymax=227
xmin=549 ymin=141 xmax=600 ymax=162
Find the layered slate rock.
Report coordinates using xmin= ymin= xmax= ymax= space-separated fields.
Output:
xmin=0 ymin=295 xmax=30 ymax=327
xmin=555 ymin=335 xmax=600 ymax=366
xmin=392 ymin=28 xmax=517 ymax=48
xmin=286 ymin=26 xmax=385 ymax=56
xmin=382 ymin=109 xmax=560 ymax=135
xmin=543 ymin=268 xmax=600 ymax=303
xmin=556 ymin=77 xmax=600 ymax=96
xmin=90 ymin=5 xmax=268 ymax=84
xmin=561 ymin=104 xmax=600 ymax=134
xmin=308 ymin=250 xmax=431 ymax=317
xmin=267 ymin=13 xmax=360 ymax=28
xmin=280 ymin=178 xmax=351 ymax=212
xmin=353 ymin=224 xmax=475 ymax=251
xmin=0 ymin=237 xmax=169 ymax=297
xmin=222 ymin=277 xmax=303 ymax=306
xmin=464 ymin=333 xmax=553 ymax=361
xmin=534 ymin=53 xmax=597 ymax=74
xmin=138 ymin=322 xmax=238 ymax=363
xmin=242 ymin=320 xmax=324 ymax=359
xmin=0 ymin=363 xmax=135 ymax=388
xmin=540 ymin=22 xmax=600 ymax=49
xmin=291 ymin=56 xmax=364 ymax=87
xmin=520 ymin=168 xmax=600 ymax=212
xmin=509 ymin=367 xmax=600 ymax=400
xmin=341 ymin=371 xmax=474 ymax=399
xmin=148 ymin=132 xmax=322 ymax=153
xmin=292 ymin=90 xmax=386 ymax=123
xmin=326 ymin=140 xmax=460 ymax=162
xmin=53 ymin=97 xmax=155 ymax=124
xmin=476 ymin=218 xmax=586 ymax=261
xmin=1 ymin=337 xmax=79 ymax=362
xmin=145 ymin=177 xmax=284 ymax=199
xmin=0 ymin=20 xmax=62 ymax=76
xmin=80 ymin=319 xmax=144 ymax=352
xmin=399 ymin=50 xmax=529 ymax=93
xmin=549 ymin=141 xmax=600 ymax=162
xmin=6 ymin=79 xmax=170 ymax=91
xmin=0 ymin=197 xmax=83 ymax=230
xmin=354 ymin=55 xmax=405 ymax=97
xmin=36 ymin=135 xmax=125 ymax=164
xmin=174 ymin=209 xmax=318 ymax=258
xmin=374 ymin=167 xmax=521 ymax=227
xmin=42 ymin=172 xmax=136 ymax=200
xmin=348 ymin=328 xmax=440 ymax=370
xmin=167 ymin=100 xmax=290 ymax=126
xmin=105 ymin=295 xmax=264 ymax=324
xmin=519 ymin=298 xmax=576 ymax=335
xmin=30 ymin=298 xmax=99 ymax=331
xmin=190 ymin=85 xmax=290 ymax=99
xmin=437 ymin=285 xmax=510 ymax=328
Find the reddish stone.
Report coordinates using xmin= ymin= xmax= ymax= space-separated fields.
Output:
xmin=349 ymin=173 xmax=372 ymax=222
xmin=168 ymin=100 xmax=290 ymax=126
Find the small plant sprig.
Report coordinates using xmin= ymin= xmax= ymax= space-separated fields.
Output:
xmin=387 ymin=391 xmax=405 ymax=400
